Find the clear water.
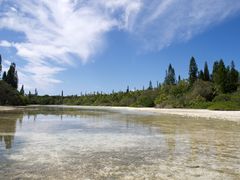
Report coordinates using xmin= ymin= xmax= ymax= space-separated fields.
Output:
xmin=0 ymin=106 xmax=239 ymax=179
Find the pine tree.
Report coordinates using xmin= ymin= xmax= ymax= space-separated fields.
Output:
xmin=178 ymin=75 xmax=181 ymax=83
xmin=0 ymin=54 xmax=2 ymax=79
xmin=148 ymin=81 xmax=153 ymax=90
xmin=212 ymin=60 xmax=227 ymax=93
xmin=6 ymin=63 xmax=18 ymax=89
xmin=35 ymin=88 xmax=38 ymax=96
xmin=198 ymin=70 xmax=204 ymax=80
xmin=164 ymin=64 xmax=176 ymax=85
xmin=61 ymin=90 xmax=64 ymax=104
xmin=227 ymin=61 xmax=239 ymax=92
xmin=189 ymin=57 xmax=198 ymax=86
xmin=14 ymin=71 xmax=18 ymax=89
xmin=20 ymin=85 xmax=25 ymax=96
xmin=2 ymin=71 xmax=7 ymax=81
xmin=203 ymin=61 xmax=210 ymax=81
xmin=126 ymin=86 xmax=129 ymax=93
xmin=212 ymin=61 xmax=219 ymax=78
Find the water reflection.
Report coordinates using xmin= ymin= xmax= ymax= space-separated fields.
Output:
xmin=0 ymin=107 xmax=239 ymax=179
xmin=0 ymin=112 xmax=23 ymax=149
xmin=0 ymin=107 xmax=114 ymax=150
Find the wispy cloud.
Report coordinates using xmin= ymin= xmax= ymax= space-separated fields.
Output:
xmin=0 ymin=0 xmax=239 ymax=92
xmin=0 ymin=40 xmax=12 ymax=47
xmin=132 ymin=0 xmax=240 ymax=50
xmin=0 ymin=0 xmax=141 ymax=92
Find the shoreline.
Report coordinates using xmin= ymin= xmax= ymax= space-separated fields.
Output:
xmin=0 ymin=106 xmax=17 ymax=111
xmin=37 ymin=105 xmax=240 ymax=122
xmin=1 ymin=105 xmax=240 ymax=122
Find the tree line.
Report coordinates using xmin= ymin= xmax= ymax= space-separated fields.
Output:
xmin=164 ymin=57 xmax=239 ymax=93
xmin=0 ymin=54 xmax=239 ymax=110
xmin=0 ymin=55 xmax=27 ymax=105
xmin=28 ymin=56 xmax=240 ymax=110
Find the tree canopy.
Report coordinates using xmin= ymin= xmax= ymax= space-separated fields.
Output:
xmin=189 ymin=57 xmax=198 ymax=86
xmin=164 ymin=64 xmax=176 ymax=85
xmin=5 ymin=63 xmax=18 ymax=89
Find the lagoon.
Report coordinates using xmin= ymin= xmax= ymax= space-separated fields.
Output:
xmin=0 ymin=106 xmax=239 ymax=179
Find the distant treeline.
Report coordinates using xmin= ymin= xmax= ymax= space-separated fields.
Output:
xmin=0 ymin=55 xmax=239 ymax=110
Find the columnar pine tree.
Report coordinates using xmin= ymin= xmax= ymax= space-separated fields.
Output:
xmin=212 ymin=60 xmax=227 ymax=93
xmin=164 ymin=64 xmax=176 ymax=85
xmin=126 ymin=86 xmax=129 ymax=93
xmin=148 ymin=81 xmax=153 ymax=90
xmin=0 ymin=54 xmax=2 ymax=79
xmin=61 ymin=90 xmax=64 ymax=104
xmin=189 ymin=57 xmax=198 ymax=86
xmin=6 ymin=63 xmax=18 ymax=89
xmin=14 ymin=71 xmax=18 ymax=89
xmin=20 ymin=85 xmax=25 ymax=96
xmin=2 ymin=71 xmax=7 ymax=81
xmin=227 ymin=61 xmax=239 ymax=92
xmin=203 ymin=61 xmax=210 ymax=81
xmin=212 ymin=61 xmax=219 ymax=75
xmin=178 ymin=75 xmax=181 ymax=83
xmin=35 ymin=88 xmax=38 ymax=96
xmin=198 ymin=70 xmax=204 ymax=80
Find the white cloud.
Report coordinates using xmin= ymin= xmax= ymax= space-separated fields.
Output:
xmin=0 ymin=40 xmax=12 ymax=47
xmin=132 ymin=0 xmax=240 ymax=50
xmin=0 ymin=0 xmax=239 ymax=93
xmin=0 ymin=0 xmax=141 ymax=92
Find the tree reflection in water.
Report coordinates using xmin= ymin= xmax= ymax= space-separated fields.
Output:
xmin=0 ymin=111 xmax=23 ymax=149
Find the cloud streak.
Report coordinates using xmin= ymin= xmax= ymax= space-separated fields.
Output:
xmin=132 ymin=0 xmax=240 ymax=50
xmin=0 ymin=0 xmax=239 ymax=92
xmin=0 ymin=0 xmax=141 ymax=92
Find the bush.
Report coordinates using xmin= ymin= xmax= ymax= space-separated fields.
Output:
xmin=208 ymin=101 xmax=240 ymax=111
xmin=191 ymin=80 xmax=214 ymax=101
xmin=135 ymin=90 xmax=158 ymax=107
xmin=190 ymin=102 xmax=213 ymax=109
xmin=0 ymin=81 xmax=27 ymax=105
xmin=119 ymin=95 xmax=136 ymax=106
xmin=213 ymin=94 xmax=231 ymax=102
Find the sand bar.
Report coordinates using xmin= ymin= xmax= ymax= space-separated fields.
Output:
xmin=0 ymin=106 xmax=16 ymax=111
xmin=37 ymin=105 xmax=240 ymax=122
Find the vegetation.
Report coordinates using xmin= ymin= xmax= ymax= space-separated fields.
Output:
xmin=0 ymin=56 xmax=27 ymax=105
xmin=28 ymin=57 xmax=239 ymax=110
xmin=189 ymin=57 xmax=198 ymax=86
xmin=0 ymin=54 xmax=239 ymax=110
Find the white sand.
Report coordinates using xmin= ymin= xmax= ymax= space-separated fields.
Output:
xmin=0 ymin=106 xmax=16 ymax=111
xmin=42 ymin=105 xmax=240 ymax=122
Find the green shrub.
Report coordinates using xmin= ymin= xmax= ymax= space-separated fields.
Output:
xmin=191 ymin=80 xmax=214 ymax=101
xmin=213 ymin=94 xmax=231 ymax=102
xmin=0 ymin=81 xmax=27 ymax=105
xmin=208 ymin=101 xmax=240 ymax=111
xmin=190 ymin=102 xmax=213 ymax=109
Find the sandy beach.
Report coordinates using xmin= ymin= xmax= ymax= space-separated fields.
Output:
xmin=40 ymin=105 xmax=240 ymax=122
xmin=0 ymin=106 xmax=16 ymax=111
xmin=1 ymin=105 xmax=240 ymax=122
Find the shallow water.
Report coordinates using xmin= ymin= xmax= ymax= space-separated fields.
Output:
xmin=0 ymin=107 xmax=239 ymax=179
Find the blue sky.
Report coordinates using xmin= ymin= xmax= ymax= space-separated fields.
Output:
xmin=0 ymin=0 xmax=240 ymax=95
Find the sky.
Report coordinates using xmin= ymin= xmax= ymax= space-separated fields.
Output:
xmin=0 ymin=0 xmax=240 ymax=95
